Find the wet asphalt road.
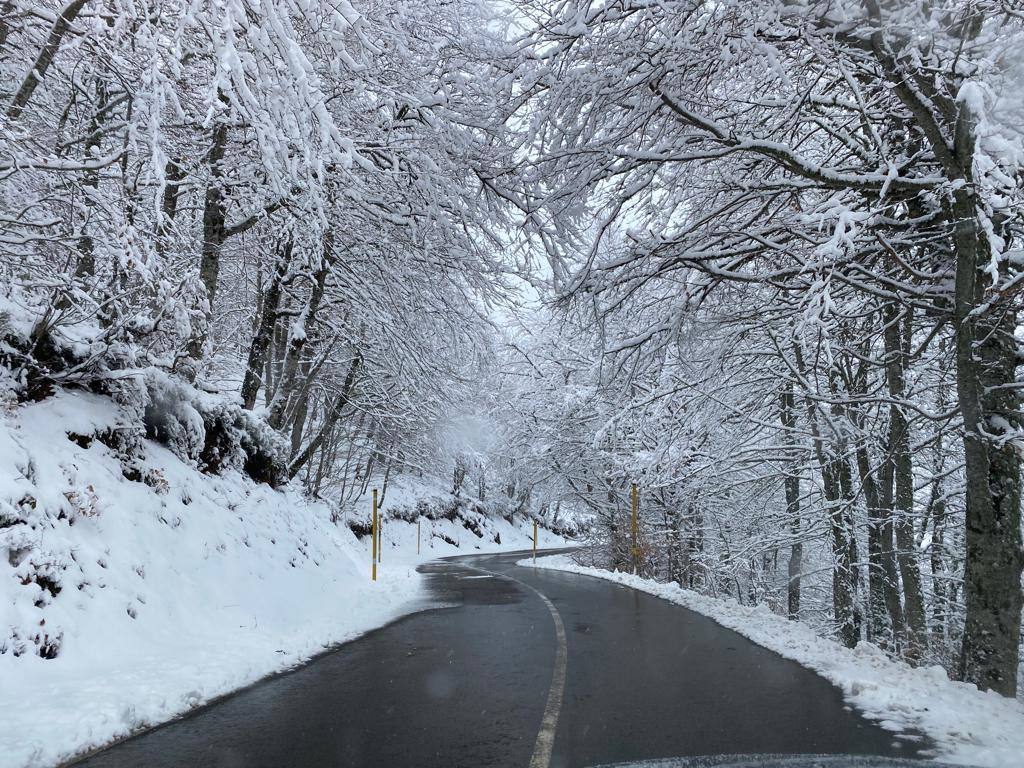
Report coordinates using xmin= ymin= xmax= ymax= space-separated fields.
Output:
xmin=72 ymin=550 xmax=920 ymax=768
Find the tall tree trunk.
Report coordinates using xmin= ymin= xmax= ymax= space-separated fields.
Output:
xmin=927 ymin=462 xmax=949 ymax=642
xmin=867 ymin=7 xmax=1023 ymax=695
xmin=289 ymin=358 xmax=312 ymax=454
xmin=780 ymin=381 xmax=802 ymax=620
xmin=952 ymin=179 xmax=1023 ymax=695
xmin=199 ymin=120 xmax=228 ymax=308
xmin=0 ymin=0 xmax=16 ymax=53
xmin=856 ymin=438 xmax=905 ymax=649
xmin=183 ymin=116 xmax=229 ymax=366
xmin=796 ymin=347 xmax=861 ymax=648
xmin=835 ymin=442 xmax=864 ymax=641
xmin=155 ymin=157 xmax=184 ymax=257
xmin=927 ymin=364 xmax=950 ymax=641
xmin=883 ymin=303 xmax=928 ymax=660
xmin=72 ymin=74 xmax=109 ymax=286
xmin=240 ymin=239 xmax=293 ymax=409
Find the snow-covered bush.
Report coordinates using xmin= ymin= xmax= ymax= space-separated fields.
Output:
xmin=196 ymin=401 xmax=288 ymax=488
xmin=143 ymin=371 xmax=287 ymax=487
xmin=143 ymin=371 xmax=206 ymax=462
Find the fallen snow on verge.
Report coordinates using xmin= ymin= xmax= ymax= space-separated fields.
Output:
xmin=0 ymin=391 xmax=556 ymax=768
xmin=521 ymin=554 xmax=1024 ymax=768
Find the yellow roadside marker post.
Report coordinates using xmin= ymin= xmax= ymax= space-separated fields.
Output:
xmin=372 ymin=488 xmax=378 ymax=581
xmin=533 ymin=519 xmax=538 ymax=563
xmin=631 ymin=483 xmax=639 ymax=574
xmin=417 ymin=518 xmax=421 ymax=555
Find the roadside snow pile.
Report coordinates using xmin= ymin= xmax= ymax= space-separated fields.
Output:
xmin=524 ymin=554 xmax=1024 ymax=768
xmin=0 ymin=389 xmax=554 ymax=768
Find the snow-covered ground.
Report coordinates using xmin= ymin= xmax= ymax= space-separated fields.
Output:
xmin=523 ymin=554 xmax=1024 ymax=768
xmin=0 ymin=392 xmax=561 ymax=768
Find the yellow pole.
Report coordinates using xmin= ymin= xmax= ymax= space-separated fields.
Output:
xmin=533 ymin=519 xmax=538 ymax=563
xmin=631 ymin=483 xmax=639 ymax=573
xmin=372 ymin=488 xmax=378 ymax=581
xmin=417 ymin=519 xmax=421 ymax=555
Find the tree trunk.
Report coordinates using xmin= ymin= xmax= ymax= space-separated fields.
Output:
xmin=155 ymin=157 xmax=184 ymax=256
xmin=183 ymin=115 xmax=229 ymax=365
xmin=952 ymin=177 xmax=1023 ymax=696
xmin=199 ymin=119 xmax=228 ymax=309
xmin=795 ymin=348 xmax=861 ymax=648
xmin=241 ymin=239 xmax=293 ymax=409
xmin=867 ymin=11 xmax=1024 ymax=695
xmin=780 ymin=382 xmax=802 ymax=620
xmin=927 ymin=464 xmax=949 ymax=642
xmin=927 ymin=362 xmax=950 ymax=641
xmin=856 ymin=439 xmax=905 ymax=650
xmin=835 ymin=443 xmax=864 ymax=642
xmin=289 ymin=358 xmax=312 ymax=455
xmin=882 ymin=303 xmax=928 ymax=660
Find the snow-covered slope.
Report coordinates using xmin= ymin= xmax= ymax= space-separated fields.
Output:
xmin=0 ymin=391 xmax=562 ymax=768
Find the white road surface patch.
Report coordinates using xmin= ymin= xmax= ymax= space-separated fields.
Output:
xmin=463 ymin=564 xmax=567 ymax=768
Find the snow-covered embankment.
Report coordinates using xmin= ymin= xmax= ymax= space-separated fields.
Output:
xmin=0 ymin=391 xmax=557 ymax=768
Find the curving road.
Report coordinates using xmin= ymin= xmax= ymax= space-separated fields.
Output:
xmin=71 ymin=550 xmax=921 ymax=768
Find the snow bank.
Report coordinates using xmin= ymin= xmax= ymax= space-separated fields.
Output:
xmin=0 ymin=390 xmax=560 ymax=768
xmin=523 ymin=554 xmax=1024 ymax=768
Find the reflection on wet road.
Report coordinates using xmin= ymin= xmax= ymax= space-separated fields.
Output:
xmin=73 ymin=550 xmax=920 ymax=768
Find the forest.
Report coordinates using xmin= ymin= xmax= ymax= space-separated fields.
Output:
xmin=1 ymin=0 xmax=1022 ymax=704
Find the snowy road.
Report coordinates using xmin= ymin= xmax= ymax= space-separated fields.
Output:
xmin=70 ymin=550 xmax=920 ymax=768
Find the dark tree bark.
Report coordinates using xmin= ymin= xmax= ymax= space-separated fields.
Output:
xmin=198 ymin=119 xmax=229 ymax=308
xmin=882 ymin=303 xmax=928 ymax=660
xmin=780 ymin=381 xmax=802 ymax=620
xmin=926 ymin=364 xmax=950 ymax=641
xmin=952 ymin=174 xmax=1023 ymax=695
xmin=241 ymin=239 xmax=293 ymax=409
xmin=856 ymin=438 xmax=905 ymax=649
xmin=155 ymin=157 xmax=184 ymax=256
xmin=796 ymin=347 xmax=861 ymax=648
xmin=0 ymin=0 xmax=16 ymax=52
xmin=863 ymin=3 xmax=1023 ymax=695
xmin=288 ymin=358 xmax=312 ymax=454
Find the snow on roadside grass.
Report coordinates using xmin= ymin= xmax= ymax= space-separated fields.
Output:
xmin=521 ymin=554 xmax=1024 ymax=768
